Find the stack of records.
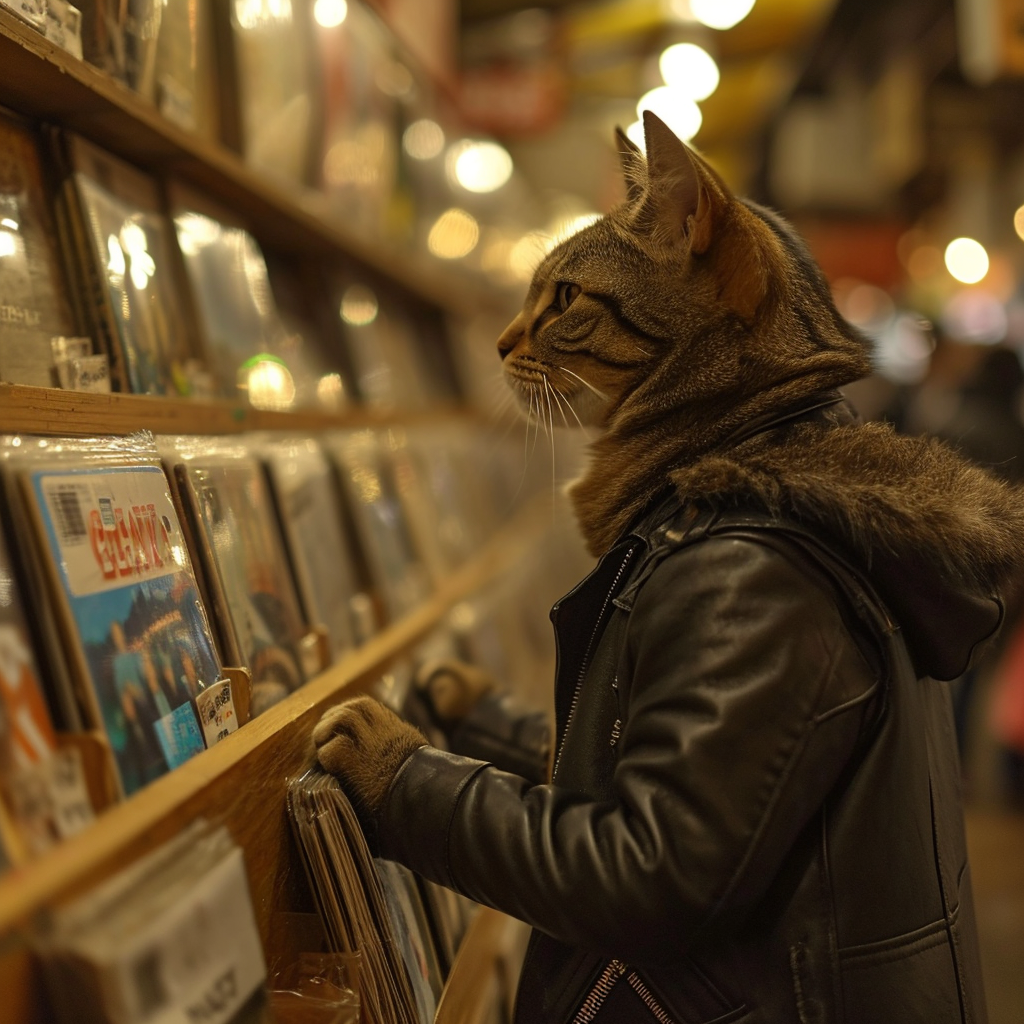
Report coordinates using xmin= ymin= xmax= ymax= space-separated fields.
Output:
xmin=288 ymin=770 xmax=421 ymax=1024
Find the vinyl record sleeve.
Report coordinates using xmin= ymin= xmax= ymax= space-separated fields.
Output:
xmin=261 ymin=439 xmax=360 ymax=660
xmin=168 ymin=187 xmax=292 ymax=401
xmin=0 ymin=112 xmax=78 ymax=387
xmin=323 ymin=431 xmax=430 ymax=624
xmin=224 ymin=0 xmax=318 ymax=185
xmin=64 ymin=135 xmax=202 ymax=396
xmin=170 ymin=451 xmax=309 ymax=713
xmin=21 ymin=460 xmax=222 ymax=797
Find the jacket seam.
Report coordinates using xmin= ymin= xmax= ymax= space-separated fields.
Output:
xmin=839 ymin=919 xmax=951 ymax=968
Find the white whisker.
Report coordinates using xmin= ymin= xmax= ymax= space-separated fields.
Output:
xmin=558 ymin=366 xmax=609 ymax=401
xmin=543 ymin=377 xmax=557 ymax=509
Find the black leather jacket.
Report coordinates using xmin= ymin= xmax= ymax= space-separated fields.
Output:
xmin=380 ymin=494 xmax=989 ymax=1024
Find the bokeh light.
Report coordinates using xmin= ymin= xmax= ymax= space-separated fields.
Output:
xmin=659 ymin=43 xmax=720 ymax=101
xmin=944 ymin=237 xmax=989 ymax=285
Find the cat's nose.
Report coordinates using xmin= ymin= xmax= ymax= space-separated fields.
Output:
xmin=496 ymin=318 xmax=523 ymax=360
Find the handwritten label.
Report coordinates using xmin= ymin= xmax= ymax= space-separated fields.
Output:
xmin=68 ymin=354 xmax=111 ymax=393
xmin=195 ymin=681 xmax=238 ymax=749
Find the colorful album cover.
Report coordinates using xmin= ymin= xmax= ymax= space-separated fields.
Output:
xmin=25 ymin=463 xmax=222 ymax=797
xmin=67 ymin=138 xmax=199 ymax=396
xmin=174 ymin=455 xmax=309 ymax=712
xmin=170 ymin=197 xmax=292 ymax=402
xmin=324 ymin=432 xmax=430 ymax=623
xmin=0 ymin=114 xmax=78 ymax=387
xmin=262 ymin=440 xmax=359 ymax=660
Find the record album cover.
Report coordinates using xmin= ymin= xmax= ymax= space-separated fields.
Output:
xmin=172 ymin=452 xmax=309 ymax=714
xmin=0 ymin=114 xmax=78 ymax=387
xmin=262 ymin=439 xmax=360 ymax=660
xmin=66 ymin=137 xmax=200 ymax=396
xmin=24 ymin=462 xmax=222 ymax=796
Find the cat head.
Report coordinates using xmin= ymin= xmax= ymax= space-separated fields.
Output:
xmin=497 ymin=111 xmax=870 ymax=435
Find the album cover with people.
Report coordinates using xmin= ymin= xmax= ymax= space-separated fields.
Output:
xmin=20 ymin=460 xmax=222 ymax=797
xmin=169 ymin=449 xmax=310 ymax=715
xmin=0 ymin=112 xmax=79 ymax=388
xmin=59 ymin=135 xmax=202 ymax=396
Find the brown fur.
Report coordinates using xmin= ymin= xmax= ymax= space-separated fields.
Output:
xmin=498 ymin=112 xmax=1024 ymax=594
xmin=314 ymin=696 xmax=426 ymax=815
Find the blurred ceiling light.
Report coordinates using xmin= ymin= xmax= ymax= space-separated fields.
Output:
xmin=944 ymin=237 xmax=989 ymax=285
xmin=428 ymin=208 xmax=480 ymax=259
xmin=234 ymin=0 xmax=292 ymax=30
xmin=659 ymin=43 xmax=719 ymax=101
xmin=340 ymin=284 xmax=379 ymax=325
xmin=174 ymin=212 xmax=221 ymax=256
xmin=313 ymin=0 xmax=346 ymax=27
xmin=636 ymin=87 xmax=702 ymax=141
xmin=447 ymin=140 xmax=513 ymax=193
xmin=1015 ymin=204 xmax=1024 ymax=242
xmin=403 ymin=119 xmax=445 ymax=161
xmin=625 ymin=120 xmax=645 ymax=150
xmin=690 ymin=0 xmax=755 ymax=30
xmin=0 ymin=230 xmax=16 ymax=258
xmin=316 ymin=372 xmax=346 ymax=408
xmin=0 ymin=217 xmax=17 ymax=231
xmin=244 ymin=355 xmax=296 ymax=410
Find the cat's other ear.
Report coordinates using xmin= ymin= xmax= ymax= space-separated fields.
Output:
xmin=639 ymin=111 xmax=726 ymax=255
xmin=614 ymin=126 xmax=645 ymax=203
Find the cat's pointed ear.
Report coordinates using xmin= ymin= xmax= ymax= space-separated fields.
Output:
xmin=640 ymin=111 xmax=724 ymax=254
xmin=614 ymin=126 xmax=645 ymax=203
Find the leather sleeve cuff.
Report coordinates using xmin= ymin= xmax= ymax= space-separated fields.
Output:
xmin=377 ymin=744 xmax=489 ymax=889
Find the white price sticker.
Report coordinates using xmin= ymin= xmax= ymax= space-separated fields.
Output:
xmin=195 ymin=681 xmax=238 ymax=749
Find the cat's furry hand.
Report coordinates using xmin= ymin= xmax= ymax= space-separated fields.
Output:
xmin=414 ymin=658 xmax=496 ymax=724
xmin=313 ymin=696 xmax=427 ymax=824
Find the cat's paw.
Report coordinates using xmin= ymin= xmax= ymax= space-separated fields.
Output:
xmin=314 ymin=696 xmax=426 ymax=817
xmin=414 ymin=658 xmax=496 ymax=724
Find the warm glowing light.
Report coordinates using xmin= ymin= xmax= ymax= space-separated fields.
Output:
xmin=659 ymin=43 xmax=719 ymax=101
xmin=636 ymin=88 xmax=702 ymax=141
xmin=0 ymin=231 xmax=16 ymax=258
xmin=174 ymin=213 xmax=221 ymax=256
xmin=447 ymin=140 xmax=513 ymax=193
xmin=323 ymin=122 xmax=387 ymax=187
xmin=427 ymin=208 xmax=480 ymax=259
xmin=340 ymin=284 xmax=379 ymax=325
xmin=316 ymin=373 xmax=345 ymax=408
xmin=1015 ymin=205 xmax=1024 ymax=242
xmin=403 ymin=119 xmax=445 ymax=160
xmin=944 ymin=237 xmax=989 ymax=284
xmin=234 ymin=0 xmax=292 ymax=30
xmin=376 ymin=61 xmax=413 ymax=98
xmin=106 ymin=235 xmax=125 ymax=277
xmin=244 ymin=356 xmax=295 ymax=410
xmin=0 ymin=218 xmax=18 ymax=231
xmin=690 ymin=0 xmax=755 ymax=30
xmin=313 ymin=0 xmax=346 ymax=27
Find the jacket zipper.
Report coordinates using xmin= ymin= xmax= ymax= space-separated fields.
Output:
xmin=552 ymin=545 xmax=636 ymax=779
xmin=570 ymin=960 xmax=679 ymax=1024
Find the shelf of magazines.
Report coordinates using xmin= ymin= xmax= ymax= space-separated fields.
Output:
xmin=0 ymin=5 xmax=499 ymax=319
xmin=0 ymin=431 xmax=579 ymax=1023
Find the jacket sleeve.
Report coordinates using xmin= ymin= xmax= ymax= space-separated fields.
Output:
xmin=378 ymin=537 xmax=882 ymax=964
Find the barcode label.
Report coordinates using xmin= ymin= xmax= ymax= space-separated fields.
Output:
xmin=49 ymin=486 xmax=87 ymax=544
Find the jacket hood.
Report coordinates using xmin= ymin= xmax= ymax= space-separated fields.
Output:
xmin=668 ymin=417 xmax=1024 ymax=681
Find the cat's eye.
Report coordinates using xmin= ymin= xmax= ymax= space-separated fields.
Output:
xmin=554 ymin=282 xmax=581 ymax=313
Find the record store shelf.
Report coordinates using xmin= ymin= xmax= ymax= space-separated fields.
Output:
xmin=0 ymin=490 xmax=549 ymax=1022
xmin=0 ymin=8 xmax=499 ymax=319
xmin=0 ymin=383 xmax=476 ymax=438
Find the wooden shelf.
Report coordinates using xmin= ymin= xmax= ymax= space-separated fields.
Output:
xmin=0 ymin=9 xmax=501 ymax=318
xmin=0 ymin=383 xmax=477 ymax=438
